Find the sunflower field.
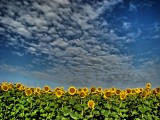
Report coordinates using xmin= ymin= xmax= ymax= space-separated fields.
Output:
xmin=0 ymin=82 xmax=160 ymax=120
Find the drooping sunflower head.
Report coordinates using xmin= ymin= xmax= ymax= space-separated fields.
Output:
xmin=25 ymin=88 xmax=32 ymax=96
xmin=146 ymin=83 xmax=151 ymax=89
xmin=1 ymin=84 xmax=9 ymax=92
xmin=68 ymin=86 xmax=77 ymax=95
xmin=141 ymin=90 xmax=148 ymax=98
xmin=87 ymin=100 xmax=95 ymax=109
xmin=55 ymin=90 xmax=63 ymax=98
xmin=44 ymin=86 xmax=50 ymax=93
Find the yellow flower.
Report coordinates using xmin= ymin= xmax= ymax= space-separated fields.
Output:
xmin=68 ymin=86 xmax=77 ymax=95
xmin=35 ymin=87 xmax=41 ymax=94
xmin=16 ymin=83 xmax=22 ymax=88
xmin=79 ymin=91 xmax=86 ymax=98
xmin=155 ymin=87 xmax=160 ymax=93
xmin=115 ymin=89 xmax=121 ymax=95
xmin=44 ymin=86 xmax=50 ymax=93
xmin=1 ymin=84 xmax=9 ymax=91
xmin=83 ymin=87 xmax=88 ymax=93
xmin=18 ymin=85 xmax=25 ymax=91
xmin=55 ymin=90 xmax=63 ymax=98
xmin=141 ymin=90 xmax=148 ymax=98
xmin=110 ymin=87 xmax=116 ymax=94
xmin=103 ymin=90 xmax=112 ymax=99
xmin=146 ymin=83 xmax=151 ymax=89
xmin=8 ymin=83 xmax=13 ymax=89
xmin=97 ymin=87 xmax=102 ymax=93
xmin=126 ymin=88 xmax=132 ymax=94
xmin=120 ymin=92 xmax=126 ymax=100
xmin=87 ymin=100 xmax=95 ymax=109
xmin=135 ymin=88 xmax=140 ymax=94
xmin=90 ymin=86 xmax=96 ymax=94
xmin=25 ymin=88 xmax=32 ymax=96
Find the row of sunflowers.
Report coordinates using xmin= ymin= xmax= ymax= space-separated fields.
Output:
xmin=0 ymin=82 xmax=160 ymax=119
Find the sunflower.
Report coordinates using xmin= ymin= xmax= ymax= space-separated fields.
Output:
xmin=79 ymin=91 xmax=86 ymax=98
xmin=55 ymin=90 xmax=63 ymax=98
xmin=68 ymin=86 xmax=77 ymax=95
xmin=103 ymin=90 xmax=112 ymax=99
xmin=44 ymin=86 xmax=50 ymax=93
xmin=120 ymin=92 xmax=126 ymax=100
xmin=115 ymin=89 xmax=121 ymax=95
xmin=35 ymin=87 xmax=41 ymax=94
xmin=83 ymin=87 xmax=88 ymax=93
xmin=146 ymin=83 xmax=151 ymax=89
xmin=97 ymin=87 xmax=102 ymax=93
xmin=141 ymin=90 xmax=148 ymax=98
xmin=135 ymin=88 xmax=140 ymax=94
xmin=87 ymin=100 xmax=95 ymax=109
xmin=25 ymin=88 xmax=32 ymax=96
xmin=126 ymin=88 xmax=132 ymax=95
xmin=16 ymin=83 xmax=22 ymax=88
xmin=8 ymin=83 xmax=13 ymax=89
xmin=18 ymin=85 xmax=25 ymax=91
xmin=155 ymin=87 xmax=160 ymax=93
xmin=1 ymin=84 xmax=9 ymax=92
xmin=76 ymin=88 xmax=82 ymax=94
xmin=90 ymin=86 xmax=96 ymax=94
xmin=110 ymin=87 xmax=116 ymax=94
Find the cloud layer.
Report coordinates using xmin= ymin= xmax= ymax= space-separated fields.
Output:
xmin=0 ymin=0 xmax=160 ymax=89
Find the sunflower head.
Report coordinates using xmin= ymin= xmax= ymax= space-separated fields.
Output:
xmin=83 ymin=87 xmax=88 ymax=93
xmin=120 ymin=92 xmax=126 ymax=100
xmin=16 ymin=83 xmax=22 ymax=88
xmin=25 ymin=88 xmax=32 ymax=96
xmin=97 ymin=87 xmax=102 ymax=93
xmin=90 ymin=86 xmax=96 ymax=94
xmin=18 ymin=85 xmax=25 ymax=91
xmin=115 ymin=89 xmax=121 ymax=95
xmin=126 ymin=88 xmax=132 ymax=95
xmin=146 ymin=83 xmax=151 ymax=89
xmin=87 ymin=100 xmax=95 ymax=109
xmin=79 ymin=91 xmax=86 ymax=98
xmin=103 ymin=90 xmax=112 ymax=99
xmin=110 ymin=87 xmax=116 ymax=94
xmin=44 ymin=86 xmax=50 ymax=93
xmin=141 ymin=90 xmax=148 ymax=98
xmin=1 ymin=84 xmax=9 ymax=92
xmin=68 ymin=86 xmax=77 ymax=95
xmin=35 ymin=87 xmax=41 ymax=94
xmin=8 ymin=83 xmax=13 ymax=89
xmin=55 ymin=90 xmax=63 ymax=98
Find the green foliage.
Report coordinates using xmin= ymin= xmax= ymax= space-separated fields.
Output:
xmin=0 ymin=83 xmax=160 ymax=119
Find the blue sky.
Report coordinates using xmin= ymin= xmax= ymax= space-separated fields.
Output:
xmin=0 ymin=0 xmax=160 ymax=89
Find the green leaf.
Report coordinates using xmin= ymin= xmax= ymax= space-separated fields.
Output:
xmin=104 ymin=103 xmax=112 ymax=109
xmin=70 ymin=112 xmax=79 ymax=120
xmin=74 ymin=104 xmax=83 ymax=111
xmin=62 ymin=107 xmax=72 ymax=116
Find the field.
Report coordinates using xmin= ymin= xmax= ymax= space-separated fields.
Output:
xmin=0 ymin=82 xmax=160 ymax=120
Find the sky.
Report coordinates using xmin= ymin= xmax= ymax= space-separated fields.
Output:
xmin=0 ymin=0 xmax=160 ymax=90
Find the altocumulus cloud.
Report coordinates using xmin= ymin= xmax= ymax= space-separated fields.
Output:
xmin=0 ymin=0 xmax=160 ymax=89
